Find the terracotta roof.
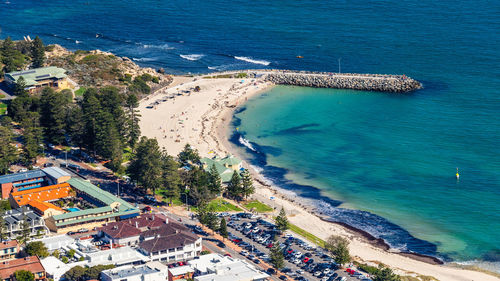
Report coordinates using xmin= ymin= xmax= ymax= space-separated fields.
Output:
xmin=139 ymin=230 xmax=199 ymax=254
xmin=99 ymin=222 xmax=142 ymax=239
xmin=98 ymin=213 xmax=190 ymax=241
xmin=0 ymin=240 xmax=19 ymax=250
xmin=27 ymin=199 xmax=63 ymax=212
xmin=10 ymin=183 xmax=71 ymax=206
xmin=0 ymin=256 xmax=45 ymax=279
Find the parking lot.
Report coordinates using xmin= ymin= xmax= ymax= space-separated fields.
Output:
xmin=224 ymin=213 xmax=371 ymax=281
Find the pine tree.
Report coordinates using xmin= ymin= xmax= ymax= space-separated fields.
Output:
xmin=270 ymin=237 xmax=284 ymax=270
xmin=208 ymin=164 xmax=222 ymax=195
xmin=178 ymin=144 xmax=200 ymax=166
xmin=13 ymin=76 xmax=28 ymax=96
xmin=275 ymin=207 xmax=289 ymax=233
xmin=30 ymin=36 xmax=45 ymax=68
xmin=81 ymin=88 xmax=101 ymax=156
xmin=0 ymin=126 xmax=18 ymax=175
xmin=40 ymin=87 xmax=69 ymax=144
xmin=226 ymin=171 xmax=242 ymax=200
xmin=66 ymin=105 xmax=85 ymax=150
xmin=219 ymin=217 xmax=228 ymax=241
xmin=240 ymin=169 xmax=254 ymax=200
xmin=21 ymin=112 xmax=43 ymax=165
xmin=161 ymin=155 xmax=181 ymax=205
xmin=127 ymin=137 xmax=164 ymax=194
xmin=2 ymin=36 xmax=26 ymax=73
xmin=373 ymin=265 xmax=401 ymax=281
xmin=125 ymin=93 xmax=141 ymax=150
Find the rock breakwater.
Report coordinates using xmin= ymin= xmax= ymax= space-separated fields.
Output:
xmin=264 ymin=71 xmax=422 ymax=93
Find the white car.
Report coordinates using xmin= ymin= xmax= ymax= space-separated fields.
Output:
xmin=323 ymin=268 xmax=330 ymax=274
xmin=313 ymin=271 xmax=322 ymax=277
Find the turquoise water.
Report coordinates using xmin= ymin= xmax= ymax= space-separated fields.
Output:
xmin=67 ymin=207 xmax=80 ymax=212
xmin=1 ymin=0 xmax=499 ymax=268
xmin=232 ymin=85 xmax=500 ymax=265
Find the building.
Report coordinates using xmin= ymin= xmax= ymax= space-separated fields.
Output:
xmin=4 ymin=66 xmax=70 ymax=93
xmin=98 ymin=213 xmax=185 ymax=247
xmin=1 ymin=207 xmax=47 ymax=240
xmin=0 ymin=241 xmax=19 ymax=262
xmin=201 ymin=155 xmax=242 ymax=183
xmin=85 ymin=246 xmax=149 ymax=267
xmin=0 ymin=167 xmax=70 ymax=199
xmin=188 ymin=254 xmax=268 ymax=281
xmin=168 ymin=265 xmax=194 ymax=281
xmin=101 ymin=262 xmax=168 ymax=281
xmin=40 ymin=256 xmax=71 ymax=281
xmin=45 ymin=178 xmax=140 ymax=233
xmin=9 ymin=182 xmax=72 ymax=208
xmin=138 ymin=224 xmax=202 ymax=263
xmin=41 ymin=167 xmax=71 ymax=185
xmin=0 ymin=256 xmax=46 ymax=281
xmin=0 ymin=170 xmax=46 ymax=199
xmin=32 ymin=234 xmax=75 ymax=251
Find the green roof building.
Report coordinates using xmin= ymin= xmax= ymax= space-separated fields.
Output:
xmin=5 ymin=66 xmax=71 ymax=93
xmin=201 ymin=154 xmax=242 ymax=183
xmin=45 ymin=178 xmax=139 ymax=233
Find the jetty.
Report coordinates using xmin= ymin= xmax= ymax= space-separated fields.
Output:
xmin=204 ymin=70 xmax=422 ymax=93
xmin=262 ymin=70 xmax=422 ymax=93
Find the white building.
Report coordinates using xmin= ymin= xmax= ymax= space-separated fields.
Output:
xmin=188 ymin=254 xmax=269 ymax=281
xmin=32 ymin=234 xmax=75 ymax=251
xmin=101 ymin=262 xmax=168 ymax=281
xmin=40 ymin=256 xmax=72 ymax=281
xmin=138 ymin=227 xmax=202 ymax=263
xmin=86 ymin=246 xmax=150 ymax=267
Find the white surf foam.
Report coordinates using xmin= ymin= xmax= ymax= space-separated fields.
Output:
xmin=142 ymin=43 xmax=175 ymax=50
xmin=234 ymin=56 xmax=270 ymax=66
xmin=180 ymin=54 xmax=204 ymax=61
xmin=75 ymin=40 xmax=82 ymax=44
xmin=238 ymin=135 xmax=257 ymax=152
xmin=132 ymin=57 xmax=156 ymax=62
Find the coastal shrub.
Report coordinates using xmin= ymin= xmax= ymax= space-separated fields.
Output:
xmin=354 ymin=262 xmax=379 ymax=275
xmin=74 ymin=50 xmax=90 ymax=56
xmin=44 ymin=45 xmax=55 ymax=52
xmin=152 ymin=76 xmax=160 ymax=83
xmin=236 ymin=72 xmax=248 ymax=78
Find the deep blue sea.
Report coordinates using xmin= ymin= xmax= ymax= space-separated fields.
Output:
xmin=1 ymin=0 xmax=499 ymax=270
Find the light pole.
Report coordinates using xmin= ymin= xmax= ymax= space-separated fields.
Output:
xmin=65 ymin=150 xmax=68 ymax=167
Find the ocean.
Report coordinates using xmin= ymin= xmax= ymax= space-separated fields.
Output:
xmin=1 ymin=0 xmax=499 ymax=271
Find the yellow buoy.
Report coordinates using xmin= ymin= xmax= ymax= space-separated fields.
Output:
xmin=456 ymin=168 xmax=460 ymax=179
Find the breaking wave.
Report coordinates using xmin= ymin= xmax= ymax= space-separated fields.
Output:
xmin=180 ymin=54 xmax=205 ymax=61
xmin=234 ymin=56 xmax=270 ymax=66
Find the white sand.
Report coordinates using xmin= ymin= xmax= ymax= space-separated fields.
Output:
xmin=139 ymin=75 xmax=499 ymax=281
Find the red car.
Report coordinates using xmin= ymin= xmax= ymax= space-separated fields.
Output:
xmin=266 ymin=243 xmax=274 ymax=248
xmin=232 ymin=239 xmax=242 ymax=243
xmin=224 ymin=253 xmax=232 ymax=257
xmin=302 ymin=257 xmax=309 ymax=263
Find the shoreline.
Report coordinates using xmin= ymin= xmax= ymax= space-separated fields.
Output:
xmin=139 ymin=73 xmax=500 ymax=281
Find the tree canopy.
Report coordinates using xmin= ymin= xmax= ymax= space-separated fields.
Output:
xmin=325 ymin=235 xmax=351 ymax=267
xmin=25 ymin=241 xmax=49 ymax=258
xmin=14 ymin=270 xmax=34 ymax=281
xmin=275 ymin=207 xmax=289 ymax=233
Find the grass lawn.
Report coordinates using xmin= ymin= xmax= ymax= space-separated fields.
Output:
xmin=207 ymin=198 xmax=243 ymax=212
xmin=288 ymin=222 xmax=326 ymax=248
xmin=191 ymin=198 xmax=243 ymax=212
xmin=244 ymin=200 xmax=273 ymax=212
xmin=75 ymin=87 xmax=86 ymax=97
xmin=0 ymin=102 xmax=7 ymax=115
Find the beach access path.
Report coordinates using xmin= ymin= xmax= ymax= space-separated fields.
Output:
xmin=138 ymin=73 xmax=499 ymax=281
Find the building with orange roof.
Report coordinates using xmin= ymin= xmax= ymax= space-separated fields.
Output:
xmin=0 ymin=256 xmax=46 ymax=281
xmin=27 ymin=200 xmax=65 ymax=218
xmin=0 ymin=241 xmax=20 ymax=262
xmin=9 ymin=182 xmax=72 ymax=209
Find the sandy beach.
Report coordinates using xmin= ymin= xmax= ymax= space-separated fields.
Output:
xmin=139 ymin=74 xmax=499 ymax=281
